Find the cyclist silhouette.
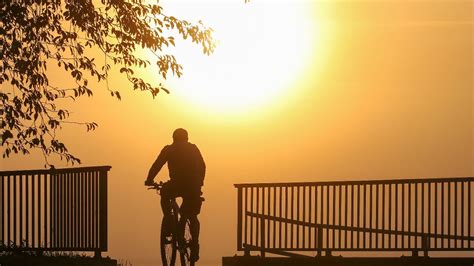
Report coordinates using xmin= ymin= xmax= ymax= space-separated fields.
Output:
xmin=145 ymin=128 xmax=206 ymax=262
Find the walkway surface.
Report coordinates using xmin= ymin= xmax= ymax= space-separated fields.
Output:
xmin=222 ymin=256 xmax=474 ymax=266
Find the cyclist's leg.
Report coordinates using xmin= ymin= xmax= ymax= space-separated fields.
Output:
xmin=160 ymin=182 xmax=172 ymax=214
xmin=188 ymin=214 xmax=200 ymax=261
xmin=176 ymin=214 xmax=187 ymax=244
xmin=161 ymin=181 xmax=178 ymax=230
xmin=177 ymin=213 xmax=199 ymax=262
xmin=178 ymin=213 xmax=199 ymax=243
xmin=188 ymin=215 xmax=199 ymax=241
xmin=180 ymin=190 xmax=202 ymax=261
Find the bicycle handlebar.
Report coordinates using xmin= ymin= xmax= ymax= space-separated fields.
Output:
xmin=147 ymin=181 xmax=163 ymax=190
xmin=147 ymin=181 xmax=206 ymax=203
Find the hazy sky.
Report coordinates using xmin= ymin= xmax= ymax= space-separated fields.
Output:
xmin=1 ymin=1 xmax=473 ymax=265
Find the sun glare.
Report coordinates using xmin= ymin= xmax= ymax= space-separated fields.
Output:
xmin=157 ymin=1 xmax=321 ymax=115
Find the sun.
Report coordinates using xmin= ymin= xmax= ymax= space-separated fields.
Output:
xmin=159 ymin=1 xmax=321 ymax=115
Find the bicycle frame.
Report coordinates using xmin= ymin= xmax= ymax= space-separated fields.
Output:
xmin=148 ymin=182 xmax=196 ymax=266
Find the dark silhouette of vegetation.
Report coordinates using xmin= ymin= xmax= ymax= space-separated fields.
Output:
xmin=0 ymin=0 xmax=215 ymax=165
xmin=0 ymin=251 xmax=118 ymax=266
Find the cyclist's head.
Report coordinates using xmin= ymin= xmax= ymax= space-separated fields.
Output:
xmin=172 ymin=128 xmax=188 ymax=143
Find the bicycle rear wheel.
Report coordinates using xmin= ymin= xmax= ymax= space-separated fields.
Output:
xmin=161 ymin=214 xmax=178 ymax=266
xmin=179 ymin=218 xmax=196 ymax=266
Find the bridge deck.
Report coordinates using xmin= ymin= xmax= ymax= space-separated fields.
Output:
xmin=223 ymin=256 xmax=474 ymax=266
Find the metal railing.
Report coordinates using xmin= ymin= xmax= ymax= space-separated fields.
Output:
xmin=235 ymin=177 xmax=474 ymax=257
xmin=0 ymin=166 xmax=111 ymax=257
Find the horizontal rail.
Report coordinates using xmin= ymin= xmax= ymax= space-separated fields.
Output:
xmin=242 ymin=244 xmax=474 ymax=253
xmin=0 ymin=166 xmax=111 ymax=177
xmin=235 ymin=177 xmax=474 ymax=188
xmin=246 ymin=212 xmax=474 ymax=241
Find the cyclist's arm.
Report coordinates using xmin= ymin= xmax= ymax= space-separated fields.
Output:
xmin=146 ymin=146 xmax=169 ymax=183
xmin=194 ymin=145 xmax=206 ymax=185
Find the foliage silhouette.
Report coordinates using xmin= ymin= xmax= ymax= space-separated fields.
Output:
xmin=0 ymin=0 xmax=215 ymax=165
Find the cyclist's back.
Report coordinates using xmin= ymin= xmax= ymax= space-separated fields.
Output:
xmin=163 ymin=141 xmax=205 ymax=187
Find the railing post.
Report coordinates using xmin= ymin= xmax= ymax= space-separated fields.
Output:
xmin=97 ymin=169 xmax=108 ymax=258
xmin=237 ymin=187 xmax=243 ymax=251
xmin=244 ymin=247 xmax=251 ymax=257
xmin=316 ymin=225 xmax=323 ymax=257
xmin=260 ymin=216 xmax=265 ymax=258
xmin=422 ymin=234 xmax=429 ymax=258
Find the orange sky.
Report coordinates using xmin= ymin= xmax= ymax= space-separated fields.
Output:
xmin=1 ymin=1 xmax=473 ymax=265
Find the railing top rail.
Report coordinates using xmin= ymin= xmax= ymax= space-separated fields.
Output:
xmin=234 ymin=176 xmax=474 ymax=188
xmin=0 ymin=165 xmax=112 ymax=176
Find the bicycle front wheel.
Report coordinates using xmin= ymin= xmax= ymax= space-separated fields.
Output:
xmin=161 ymin=215 xmax=178 ymax=266
xmin=179 ymin=218 xmax=195 ymax=266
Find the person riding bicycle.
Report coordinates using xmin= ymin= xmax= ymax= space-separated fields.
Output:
xmin=145 ymin=128 xmax=205 ymax=262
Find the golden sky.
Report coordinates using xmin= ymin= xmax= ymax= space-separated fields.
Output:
xmin=1 ymin=1 xmax=473 ymax=265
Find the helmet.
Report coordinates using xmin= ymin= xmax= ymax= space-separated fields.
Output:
xmin=173 ymin=128 xmax=188 ymax=143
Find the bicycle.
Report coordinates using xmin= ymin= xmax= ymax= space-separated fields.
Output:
xmin=148 ymin=182 xmax=200 ymax=266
